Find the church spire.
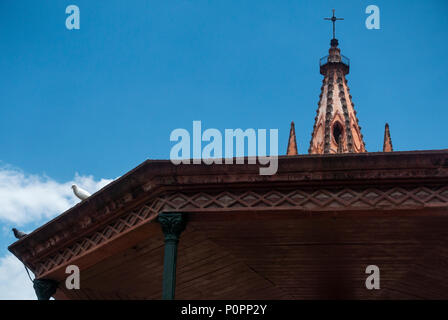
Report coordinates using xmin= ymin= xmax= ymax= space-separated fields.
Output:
xmin=383 ymin=123 xmax=393 ymax=152
xmin=287 ymin=121 xmax=298 ymax=155
xmin=309 ymin=11 xmax=366 ymax=154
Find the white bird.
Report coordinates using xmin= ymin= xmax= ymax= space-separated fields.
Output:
xmin=72 ymin=184 xmax=91 ymax=200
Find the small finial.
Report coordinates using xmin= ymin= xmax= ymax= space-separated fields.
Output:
xmin=383 ymin=123 xmax=393 ymax=152
xmin=287 ymin=121 xmax=298 ymax=156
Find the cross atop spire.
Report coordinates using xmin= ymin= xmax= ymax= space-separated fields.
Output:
xmin=324 ymin=9 xmax=344 ymax=40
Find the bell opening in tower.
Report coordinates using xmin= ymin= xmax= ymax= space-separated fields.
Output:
xmin=333 ymin=122 xmax=343 ymax=146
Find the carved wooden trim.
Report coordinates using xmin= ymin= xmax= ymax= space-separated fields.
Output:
xmin=32 ymin=184 xmax=448 ymax=277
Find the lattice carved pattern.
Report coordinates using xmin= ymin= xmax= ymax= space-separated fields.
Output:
xmin=34 ymin=184 xmax=448 ymax=277
xmin=34 ymin=199 xmax=164 ymax=277
xmin=159 ymin=185 xmax=448 ymax=212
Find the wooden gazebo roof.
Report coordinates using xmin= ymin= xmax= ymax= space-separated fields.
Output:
xmin=9 ymin=150 xmax=448 ymax=299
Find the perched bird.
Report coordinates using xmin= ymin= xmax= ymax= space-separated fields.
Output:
xmin=12 ymin=228 xmax=27 ymax=239
xmin=71 ymin=184 xmax=91 ymax=200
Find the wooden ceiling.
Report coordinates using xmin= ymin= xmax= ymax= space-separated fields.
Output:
xmin=56 ymin=211 xmax=448 ymax=300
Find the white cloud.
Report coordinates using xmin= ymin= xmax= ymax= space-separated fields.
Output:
xmin=0 ymin=164 xmax=115 ymax=299
xmin=0 ymin=253 xmax=36 ymax=300
xmin=0 ymin=166 xmax=114 ymax=225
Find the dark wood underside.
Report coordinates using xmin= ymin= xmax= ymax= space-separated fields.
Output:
xmin=56 ymin=211 xmax=448 ymax=300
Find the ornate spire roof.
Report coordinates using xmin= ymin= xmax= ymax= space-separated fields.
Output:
xmin=287 ymin=121 xmax=298 ymax=155
xmin=308 ymin=24 xmax=366 ymax=154
xmin=383 ymin=123 xmax=393 ymax=152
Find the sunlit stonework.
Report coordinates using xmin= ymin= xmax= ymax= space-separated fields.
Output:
xmin=309 ymin=37 xmax=366 ymax=154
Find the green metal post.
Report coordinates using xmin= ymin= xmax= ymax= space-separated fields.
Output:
xmin=33 ymin=279 xmax=58 ymax=300
xmin=158 ymin=212 xmax=187 ymax=300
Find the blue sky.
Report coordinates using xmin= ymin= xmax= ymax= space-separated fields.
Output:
xmin=0 ymin=0 xmax=447 ymax=299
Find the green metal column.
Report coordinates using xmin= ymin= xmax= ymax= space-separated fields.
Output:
xmin=33 ymin=279 xmax=58 ymax=300
xmin=158 ymin=212 xmax=187 ymax=300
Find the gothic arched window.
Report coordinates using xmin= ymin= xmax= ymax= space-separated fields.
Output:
xmin=333 ymin=122 xmax=343 ymax=145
